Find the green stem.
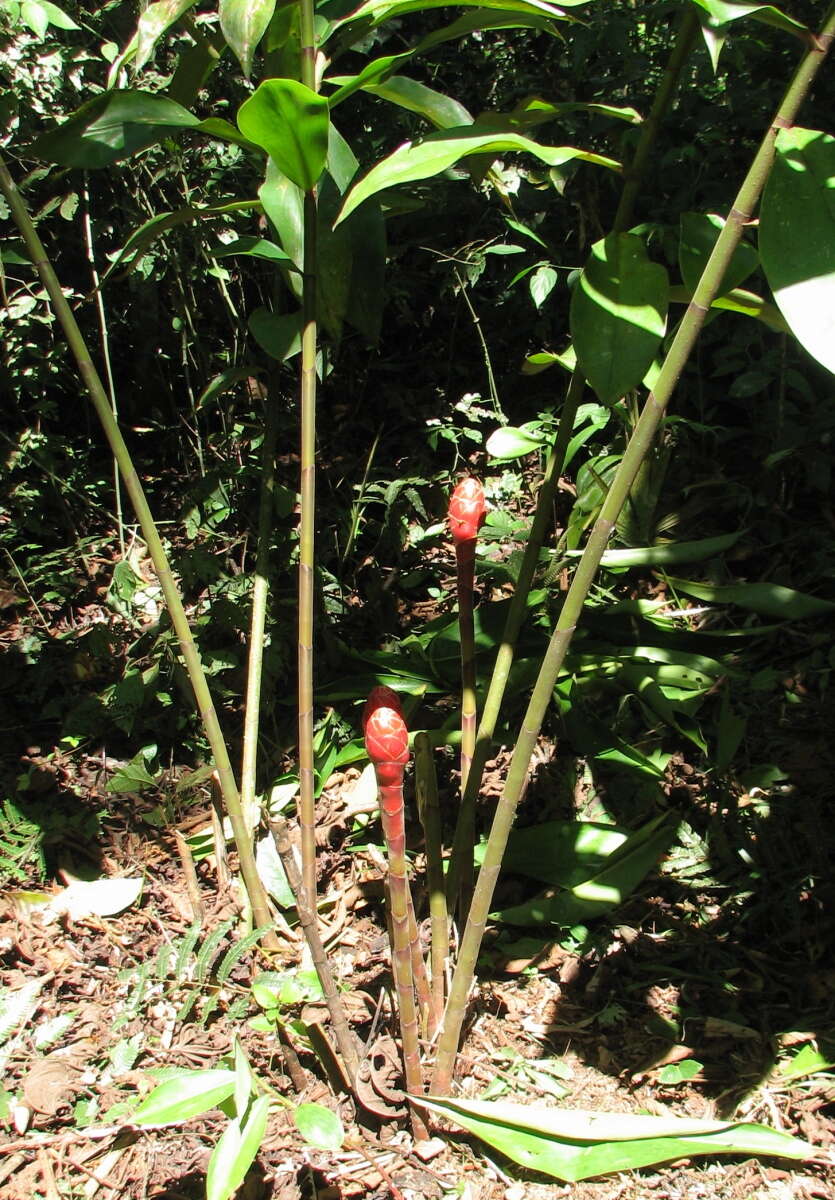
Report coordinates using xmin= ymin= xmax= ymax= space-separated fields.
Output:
xmin=414 ymin=732 xmax=448 ymax=1036
xmin=443 ymin=11 xmax=700 ymax=912
xmin=455 ymin=537 xmax=477 ymax=916
xmin=378 ymin=772 xmax=429 ymax=1141
xmin=0 ymin=152 xmax=277 ymax=948
xmin=297 ymin=0 xmax=319 ymax=901
xmin=241 ymin=384 xmax=279 ymax=834
xmin=431 ymin=6 xmax=835 ymax=1095
xmin=406 ymin=888 xmax=433 ymax=1037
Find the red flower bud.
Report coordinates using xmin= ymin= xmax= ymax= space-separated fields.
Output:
xmin=365 ymin=705 xmax=409 ymax=769
xmin=362 ymin=685 xmax=402 ymax=729
xmin=448 ymin=477 xmax=486 ymax=544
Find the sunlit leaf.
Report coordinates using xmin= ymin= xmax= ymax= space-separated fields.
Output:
xmin=760 ymin=127 xmax=835 ymax=376
xmin=206 ymin=1095 xmax=270 ymax=1200
xmin=414 ymin=1094 xmax=814 ymax=1182
xmin=689 ymin=0 xmax=808 ymax=39
xmin=135 ymin=0 xmax=197 ymax=70
xmin=485 ymin=426 xmax=545 ymax=460
xmin=294 ymin=1102 xmax=345 ymax=1150
xmin=664 ymin=575 xmax=835 ymax=619
xmin=337 ymin=129 xmax=619 ymax=224
xmin=30 ymin=90 xmax=199 ymax=168
xmin=237 ymin=80 xmax=329 ymax=190
xmin=570 ymin=233 xmax=668 ymax=403
xmin=219 ymin=0 xmax=276 ymax=77
xmin=133 ymin=1070 xmax=236 ymax=1125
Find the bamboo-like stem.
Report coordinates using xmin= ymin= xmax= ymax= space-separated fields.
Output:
xmin=406 ymin=889 xmax=433 ymax=1036
xmin=431 ymin=5 xmax=835 ymax=1096
xmin=297 ymin=0 xmax=319 ymax=904
xmin=445 ymin=5 xmax=705 ymax=910
xmin=613 ymin=6 xmax=700 ymax=233
xmin=81 ymin=171 xmax=124 ymax=557
xmin=240 ymin=385 xmax=279 ymax=835
xmin=456 ymin=535 xmax=477 ymax=914
xmin=0 ymin=152 xmax=278 ymax=948
xmin=269 ymin=818 xmax=362 ymax=1087
xmin=414 ymin=732 xmax=448 ymax=1035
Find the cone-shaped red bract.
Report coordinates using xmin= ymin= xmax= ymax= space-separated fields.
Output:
xmin=448 ymin=477 xmax=486 ymax=544
xmin=362 ymin=685 xmax=402 ymax=729
xmin=365 ymin=705 xmax=409 ymax=786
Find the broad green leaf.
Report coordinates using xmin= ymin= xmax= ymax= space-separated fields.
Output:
xmin=522 ymin=345 xmax=576 ymax=375
xmin=332 ymin=0 xmax=582 ymax=37
xmin=354 ymin=75 xmax=473 ymax=130
xmin=689 ymin=0 xmax=808 ymax=38
xmin=17 ymin=0 xmax=79 ymax=34
xmin=294 ymin=1102 xmax=345 ymax=1150
xmin=30 ymin=90 xmax=199 ymax=168
xmin=326 ymin=8 xmax=562 ymax=107
xmin=206 ymin=1095 xmax=270 ymax=1200
xmin=664 ymin=576 xmax=835 ymax=620
xmin=510 ymin=96 xmax=642 ymax=128
xmin=219 ymin=0 xmax=276 ymax=77
xmin=107 ymin=753 xmax=158 ymax=793
xmin=259 ymin=158 xmax=304 ymax=278
xmin=414 ymin=1095 xmax=814 ymax=1182
xmin=110 ymin=201 xmax=259 ymax=273
xmin=133 ymin=1070 xmax=236 ymax=1125
xmin=248 ymin=308 xmax=302 ymax=361
xmin=668 ymin=284 xmax=790 ymax=333
xmin=135 ymin=0 xmax=197 ymax=70
xmin=530 ymin=264 xmax=558 ymax=308
xmin=497 ymin=814 xmax=679 ymax=926
xmin=213 ymin=236 xmax=296 ymax=266
xmin=237 ymin=80 xmax=329 ymax=191
xmin=255 ymin=835 xmax=295 ymax=907
xmin=337 ymin=130 xmax=619 ymax=224
xmin=565 ymin=529 xmax=745 ymax=568
xmin=44 ymin=878 xmax=143 ymax=921
xmin=485 ymin=426 xmax=545 ymax=460
xmin=475 ymin=820 xmax=629 ymax=887
xmin=570 ymin=233 xmax=668 ymax=404
xmin=760 ymin=127 xmax=835 ymax=375
xmin=679 ymin=212 xmax=758 ymax=296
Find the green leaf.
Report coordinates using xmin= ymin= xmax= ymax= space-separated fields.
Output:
xmin=668 ymin=284 xmax=790 ymax=333
xmin=332 ymin=0 xmax=582 ymax=37
xmin=206 ymin=1095 xmax=270 ymax=1200
xmin=570 ymin=232 xmax=668 ymax=404
xmin=679 ymin=212 xmax=758 ymax=296
xmin=255 ymin=835 xmax=295 ymax=907
xmin=476 ymin=820 xmax=629 ymax=887
xmin=497 ymin=815 xmax=679 ymax=926
xmin=337 ymin=129 xmax=619 ymax=225
xmin=110 ymin=200 xmax=260 ymax=273
xmin=664 ymin=576 xmax=835 ymax=620
xmin=760 ymin=127 xmax=835 ymax=376
xmin=237 ymin=79 xmax=329 ymax=191
xmin=213 ymin=236 xmax=296 ymax=267
xmin=134 ymin=0 xmax=197 ymax=70
xmin=354 ymin=75 xmax=473 ymax=130
xmin=413 ymin=1095 xmax=814 ymax=1182
xmin=658 ymin=1059 xmax=703 ymax=1084
xmin=294 ymin=1102 xmax=345 ymax=1150
xmin=564 ymin=530 xmax=745 ymax=568
xmin=689 ymin=0 xmax=808 ymax=39
xmin=132 ymin=1070 xmax=236 ymax=1125
xmin=530 ymin=264 xmax=558 ymax=308
xmin=248 ymin=308 xmax=302 ymax=361
xmin=30 ymin=90 xmax=199 ymax=168
xmin=219 ymin=0 xmax=276 ymax=77
xmin=106 ymin=752 xmax=158 ymax=793
xmin=326 ymin=8 xmax=562 ymax=108
xmin=485 ymin=426 xmax=545 ymax=460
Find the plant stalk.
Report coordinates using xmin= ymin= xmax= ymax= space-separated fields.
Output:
xmin=0 ymin=152 xmax=277 ymax=948
xmin=240 ymin=384 xmax=279 ymax=835
xmin=431 ymin=6 xmax=835 ymax=1095
xmin=414 ymin=732 xmax=448 ymax=1035
xmin=297 ymin=0 xmax=319 ymax=902
xmin=269 ymin=817 xmax=362 ymax=1086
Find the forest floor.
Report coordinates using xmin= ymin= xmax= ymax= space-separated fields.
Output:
xmin=1 ymin=729 xmax=835 ymax=1200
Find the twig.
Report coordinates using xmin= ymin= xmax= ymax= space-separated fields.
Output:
xmin=268 ymin=817 xmax=362 ymax=1087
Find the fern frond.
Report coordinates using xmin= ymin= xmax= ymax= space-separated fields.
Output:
xmin=194 ymin=917 xmax=235 ymax=984
xmin=173 ymin=921 xmax=203 ymax=982
xmin=217 ymin=925 xmax=275 ymax=984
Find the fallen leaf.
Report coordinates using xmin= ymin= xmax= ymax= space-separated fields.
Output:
xmin=41 ymin=877 xmax=143 ymax=923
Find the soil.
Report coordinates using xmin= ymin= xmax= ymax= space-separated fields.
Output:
xmin=2 ymin=741 xmax=834 ymax=1200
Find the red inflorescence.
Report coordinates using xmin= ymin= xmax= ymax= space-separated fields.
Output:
xmin=362 ymin=685 xmax=402 ymax=729
xmin=364 ymin=705 xmax=410 ymax=783
xmin=448 ymin=477 xmax=487 ymax=544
